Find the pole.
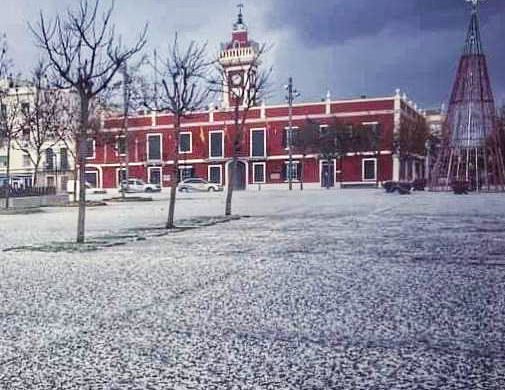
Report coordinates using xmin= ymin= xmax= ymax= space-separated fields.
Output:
xmin=121 ymin=61 xmax=130 ymax=199
xmin=287 ymin=77 xmax=293 ymax=190
xmin=154 ymin=49 xmax=159 ymax=112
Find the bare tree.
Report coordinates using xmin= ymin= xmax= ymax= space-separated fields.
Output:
xmin=212 ymin=44 xmax=271 ymax=216
xmin=0 ymin=36 xmax=24 ymax=209
xmin=316 ymin=118 xmax=360 ymax=188
xmin=292 ymin=118 xmax=319 ymax=190
xmin=145 ymin=35 xmax=210 ymax=229
xmin=0 ymin=79 xmax=24 ymax=209
xmin=52 ymin=89 xmax=82 ymax=202
xmin=398 ymin=116 xmax=429 ymax=181
xmin=104 ymin=58 xmax=147 ymax=199
xmin=369 ymin=123 xmax=382 ymax=187
xmin=14 ymin=62 xmax=68 ymax=187
xmin=346 ymin=122 xmax=383 ymax=187
xmin=32 ymin=0 xmax=147 ymax=243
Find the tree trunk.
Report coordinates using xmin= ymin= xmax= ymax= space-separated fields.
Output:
xmin=122 ymin=121 xmax=130 ymax=200
xmin=300 ymin=154 xmax=305 ymax=191
xmin=376 ymin=150 xmax=380 ymax=188
xmin=166 ymin=166 xmax=178 ymax=229
xmin=72 ymin=165 xmax=78 ymax=203
xmin=33 ymin=157 xmax=41 ymax=187
xmin=76 ymin=97 xmax=89 ymax=243
xmin=339 ymin=156 xmax=343 ymax=186
xmin=166 ymin=115 xmax=180 ymax=229
xmin=225 ymin=108 xmax=242 ymax=217
xmin=121 ymin=65 xmax=130 ymax=200
xmin=225 ymin=156 xmax=237 ymax=216
xmin=4 ymin=138 xmax=11 ymax=210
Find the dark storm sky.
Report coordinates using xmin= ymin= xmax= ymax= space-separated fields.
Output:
xmin=1 ymin=0 xmax=504 ymax=109
xmin=267 ymin=0 xmax=505 ymax=108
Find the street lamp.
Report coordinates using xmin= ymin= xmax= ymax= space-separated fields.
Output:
xmin=284 ymin=77 xmax=300 ymax=191
xmin=425 ymin=138 xmax=432 ymax=183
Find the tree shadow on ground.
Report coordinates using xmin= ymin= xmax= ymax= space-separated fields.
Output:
xmin=3 ymin=215 xmax=244 ymax=253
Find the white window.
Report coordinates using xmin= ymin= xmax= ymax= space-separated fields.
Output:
xmin=148 ymin=167 xmax=162 ymax=185
xmin=60 ymin=176 xmax=68 ymax=192
xmin=23 ymin=154 xmax=31 ymax=167
xmin=179 ymin=132 xmax=192 ymax=154
xmin=208 ymin=165 xmax=222 ymax=184
xmin=116 ymin=135 xmax=126 ymax=155
xmin=116 ymin=168 xmax=127 ymax=187
xmin=45 ymin=148 xmax=55 ymax=171
xmin=284 ymin=161 xmax=299 ymax=181
xmin=209 ymin=131 xmax=224 ymax=158
xmin=178 ymin=166 xmax=194 ymax=181
xmin=147 ymin=134 xmax=162 ymax=161
xmin=250 ymin=128 xmax=266 ymax=157
xmin=86 ymin=139 xmax=95 ymax=159
xmin=85 ymin=171 xmax=98 ymax=188
xmin=60 ymin=148 xmax=69 ymax=170
xmin=362 ymin=122 xmax=381 ymax=151
xmin=252 ymin=162 xmax=266 ymax=183
xmin=283 ymin=126 xmax=299 ymax=149
xmin=362 ymin=158 xmax=377 ymax=181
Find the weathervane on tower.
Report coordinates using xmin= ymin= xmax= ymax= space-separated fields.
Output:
xmin=466 ymin=0 xmax=485 ymax=12
xmin=234 ymin=3 xmax=246 ymax=30
xmin=238 ymin=4 xmax=244 ymax=21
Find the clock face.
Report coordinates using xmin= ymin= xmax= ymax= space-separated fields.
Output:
xmin=231 ymin=73 xmax=243 ymax=86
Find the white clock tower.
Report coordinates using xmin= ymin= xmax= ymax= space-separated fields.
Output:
xmin=218 ymin=5 xmax=260 ymax=108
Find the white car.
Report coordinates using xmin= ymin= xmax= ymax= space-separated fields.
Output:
xmin=67 ymin=180 xmax=107 ymax=195
xmin=119 ymin=178 xmax=161 ymax=193
xmin=177 ymin=178 xmax=223 ymax=192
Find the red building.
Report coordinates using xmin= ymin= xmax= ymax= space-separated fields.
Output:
xmin=86 ymin=10 xmax=427 ymax=190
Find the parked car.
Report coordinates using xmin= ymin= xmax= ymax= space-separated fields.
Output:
xmin=383 ymin=181 xmax=411 ymax=195
xmin=177 ymin=178 xmax=223 ymax=192
xmin=67 ymin=180 xmax=107 ymax=195
xmin=119 ymin=178 xmax=161 ymax=193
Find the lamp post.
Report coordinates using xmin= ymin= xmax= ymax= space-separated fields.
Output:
xmin=120 ymin=61 xmax=131 ymax=199
xmin=284 ymin=77 xmax=300 ymax=191
xmin=425 ymin=138 xmax=432 ymax=183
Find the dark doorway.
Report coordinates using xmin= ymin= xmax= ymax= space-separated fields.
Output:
xmin=321 ymin=161 xmax=335 ymax=188
xmin=232 ymin=161 xmax=247 ymax=190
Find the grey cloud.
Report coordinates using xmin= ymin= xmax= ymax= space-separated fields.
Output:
xmin=0 ymin=0 xmax=503 ymax=108
xmin=267 ymin=0 xmax=504 ymax=46
xmin=265 ymin=0 xmax=505 ymax=107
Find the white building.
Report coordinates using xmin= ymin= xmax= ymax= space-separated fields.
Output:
xmin=0 ymin=78 xmax=76 ymax=192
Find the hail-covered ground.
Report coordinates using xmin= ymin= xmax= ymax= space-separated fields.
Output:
xmin=0 ymin=189 xmax=504 ymax=389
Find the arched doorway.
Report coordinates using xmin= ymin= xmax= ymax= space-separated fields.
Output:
xmin=227 ymin=160 xmax=247 ymax=191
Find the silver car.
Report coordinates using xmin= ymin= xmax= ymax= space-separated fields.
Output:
xmin=177 ymin=178 xmax=223 ymax=192
xmin=119 ymin=178 xmax=161 ymax=193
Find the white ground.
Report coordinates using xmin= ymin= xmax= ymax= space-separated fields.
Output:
xmin=1 ymin=189 xmax=505 ymax=389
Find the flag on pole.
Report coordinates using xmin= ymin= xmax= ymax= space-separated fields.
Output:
xmin=199 ymin=126 xmax=205 ymax=144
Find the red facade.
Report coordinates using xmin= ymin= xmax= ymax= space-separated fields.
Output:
xmin=86 ymin=95 xmax=426 ymax=190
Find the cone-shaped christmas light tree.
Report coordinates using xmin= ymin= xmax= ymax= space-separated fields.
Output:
xmin=430 ymin=0 xmax=505 ymax=191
